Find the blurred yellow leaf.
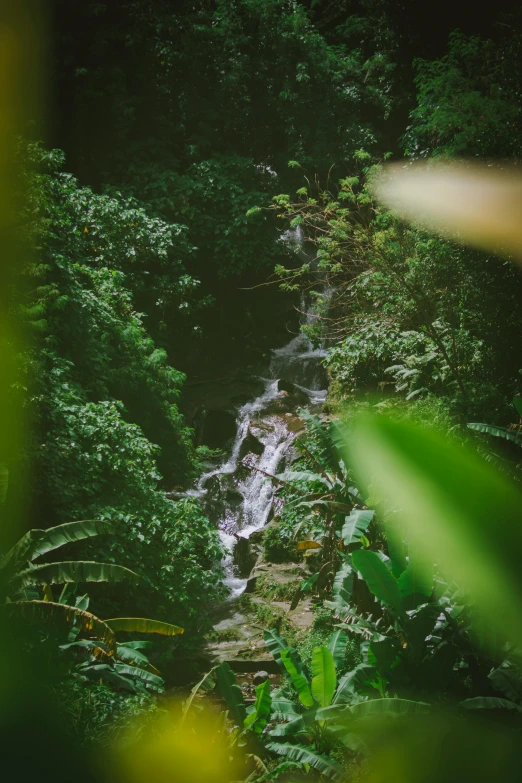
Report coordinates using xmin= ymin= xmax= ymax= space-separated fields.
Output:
xmin=373 ymin=161 xmax=522 ymax=262
xmin=297 ymin=540 xmax=322 ymax=550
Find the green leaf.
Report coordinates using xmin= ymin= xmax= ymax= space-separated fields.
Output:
xmin=80 ymin=663 xmax=135 ymax=692
xmin=31 ymin=519 xmax=114 ymax=560
xmin=181 ymin=667 xmax=217 ymax=723
xmin=333 ymin=664 xmax=378 ymax=704
xmin=513 ymin=397 xmax=522 ymax=418
xmin=0 ymin=530 xmax=46 ymax=577
xmin=398 ymin=547 xmax=433 ymax=599
xmin=301 ymin=572 xmax=320 ymax=592
xmin=349 ymin=415 xmax=522 ymax=649
xmin=113 ymin=664 xmax=164 ymax=692
xmin=461 ymin=697 xmax=522 ymax=712
xmin=264 ymin=630 xmax=305 ymax=679
xmin=281 ymin=649 xmax=314 ymax=708
xmin=1 ymin=600 xmax=116 ymax=652
xmin=327 ymin=630 xmax=348 ymax=669
xmin=0 ymin=463 xmax=8 ymax=506
xmin=105 ymin=618 xmax=183 ymax=636
xmin=275 ymin=470 xmax=332 ymax=489
xmin=315 ymin=704 xmax=351 ymax=722
xmin=331 ymin=562 xmax=353 ymax=611
xmin=11 ymin=561 xmax=140 ymax=592
xmin=268 ymin=715 xmax=307 ymax=737
xmin=488 ymin=665 xmax=522 ymax=703
xmin=244 ymin=680 xmax=272 ymax=733
xmin=270 ymin=695 xmax=301 ymax=721
xmin=404 ymin=604 xmax=439 ymax=653
xmin=352 ymin=549 xmax=403 ymax=615
xmin=266 ymin=743 xmax=344 ymax=780
xmin=386 ymin=526 xmax=407 ymax=579
xmin=215 ymin=662 xmax=247 ymax=726
xmin=467 ymin=423 xmax=522 ymax=447
xmin=342 ymin=509 xmax=374 ymax=546
xmin=311 ymin=646 xmax=337 ymax=709
xmin=264 ymin=629 xmax=290 ymax=668
xmin=115 ymin=644 xmax=155 ymax=670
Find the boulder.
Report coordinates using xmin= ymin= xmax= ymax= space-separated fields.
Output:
xmin=239 ymin=427 xmax=264 ymax=459
xmin=233 ymin=534 xmax=257 ymax=577
xmin=253 ymin=671 xmax=270 ymax=685
xmin=277 ymin=378 xmax=308 ymax=400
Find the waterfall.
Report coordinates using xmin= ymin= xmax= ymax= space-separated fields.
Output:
xmin=184 ymin=227 xmax=329 ymax=598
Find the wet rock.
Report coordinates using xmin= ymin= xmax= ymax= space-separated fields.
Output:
xmin=249 ymin=528 xmax=266 ymax=545
xmin=253 ymin=671 xmax=269 ymax=685
xmin=199 ymin=408 xmax=237 ymax=449
xmin=245 ymin=574 xmax=259 ymax=593
xmin=234 ymin=535 xmax=257 ymax=577
xmin=284 ymin=444 xmax=302 ymax=468
xmin=204 ymin=473 xmax=244 ymax=526
xmin=239 ymin=427 xmax=264 ymax=459
xmin=277 ymin=378 xmax=309 ymax=403
xmin=282 ymin=413 xmax=305 ymax=434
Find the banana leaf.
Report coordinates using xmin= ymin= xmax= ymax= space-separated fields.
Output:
xmin=31 ymin=519 xmax=114 ymax=560
xmin=12 ymin=561 xmax=140 ymax=592
xmin=281 ymin=649 xmax=314 ymax=708
xmin=2 ymin=600 xmax=116 ymax=651
xmin=244 ymin=679 xmax=272 ymax=733
xmin=105 ymin=618 xmax=183 ymax=635
xmin=342 ymin=509 xmax=374 ymax=546
xmin=461 ymin=697 xmax=522 ymax=712
xmin=327 ymin=630 xmax=348 ymax=669
xmin=215 ymin=662 xmax=247 ymax=726
xmin=311 ymin=645 xmax=337 ymax=708
xmin=352 ymin=549 xmax=403 ymax=615
xmin=266 ymin=743 xmax=344 ymax=780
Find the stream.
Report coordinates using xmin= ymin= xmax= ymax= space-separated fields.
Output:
xmin=187 ymin=320 xmax=327 ymax=601
xmin=180 ymin=229 xmax=329 ymax=608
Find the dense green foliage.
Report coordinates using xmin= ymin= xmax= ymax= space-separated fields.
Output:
xmin=4 ymin=0 xmax=522 ymax=778
xmin=14 ymin=141 xmax=225 ymax=630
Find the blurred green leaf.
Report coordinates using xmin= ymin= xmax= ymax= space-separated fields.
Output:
xmin=348 ymin=415 xmax=522 ymax=649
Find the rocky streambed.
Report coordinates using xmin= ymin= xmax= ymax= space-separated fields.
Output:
xmin=177 ymin=295 xmax=328 ymax=676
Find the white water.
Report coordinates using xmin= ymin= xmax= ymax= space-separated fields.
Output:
xmin=188 ymin=228 xmax=329 ymax=598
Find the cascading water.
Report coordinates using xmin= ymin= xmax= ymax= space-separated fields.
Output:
xmin=188 ymin=316 xmax=327 ymax=598
xmin=185 ymin=227 xmax=330 ymax=599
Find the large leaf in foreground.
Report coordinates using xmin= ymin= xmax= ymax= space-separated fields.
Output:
xmin=266 ymin=743 xmax=344 ymax=780
xmin=31 ymin=519 xmax=114 ymax=559
xmin=348 ymin=415 xmax=522 ymax=648
xmin=105 ymin=618 xmax=183 ymax=636
xmin=12 ymin=561 xmax=140 ymax=591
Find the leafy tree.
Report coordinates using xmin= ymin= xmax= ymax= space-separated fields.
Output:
xmin=403 ymin=27 xmax=522 ymax=159
xmin=10 ymin=142 xmax=225 ymax=633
